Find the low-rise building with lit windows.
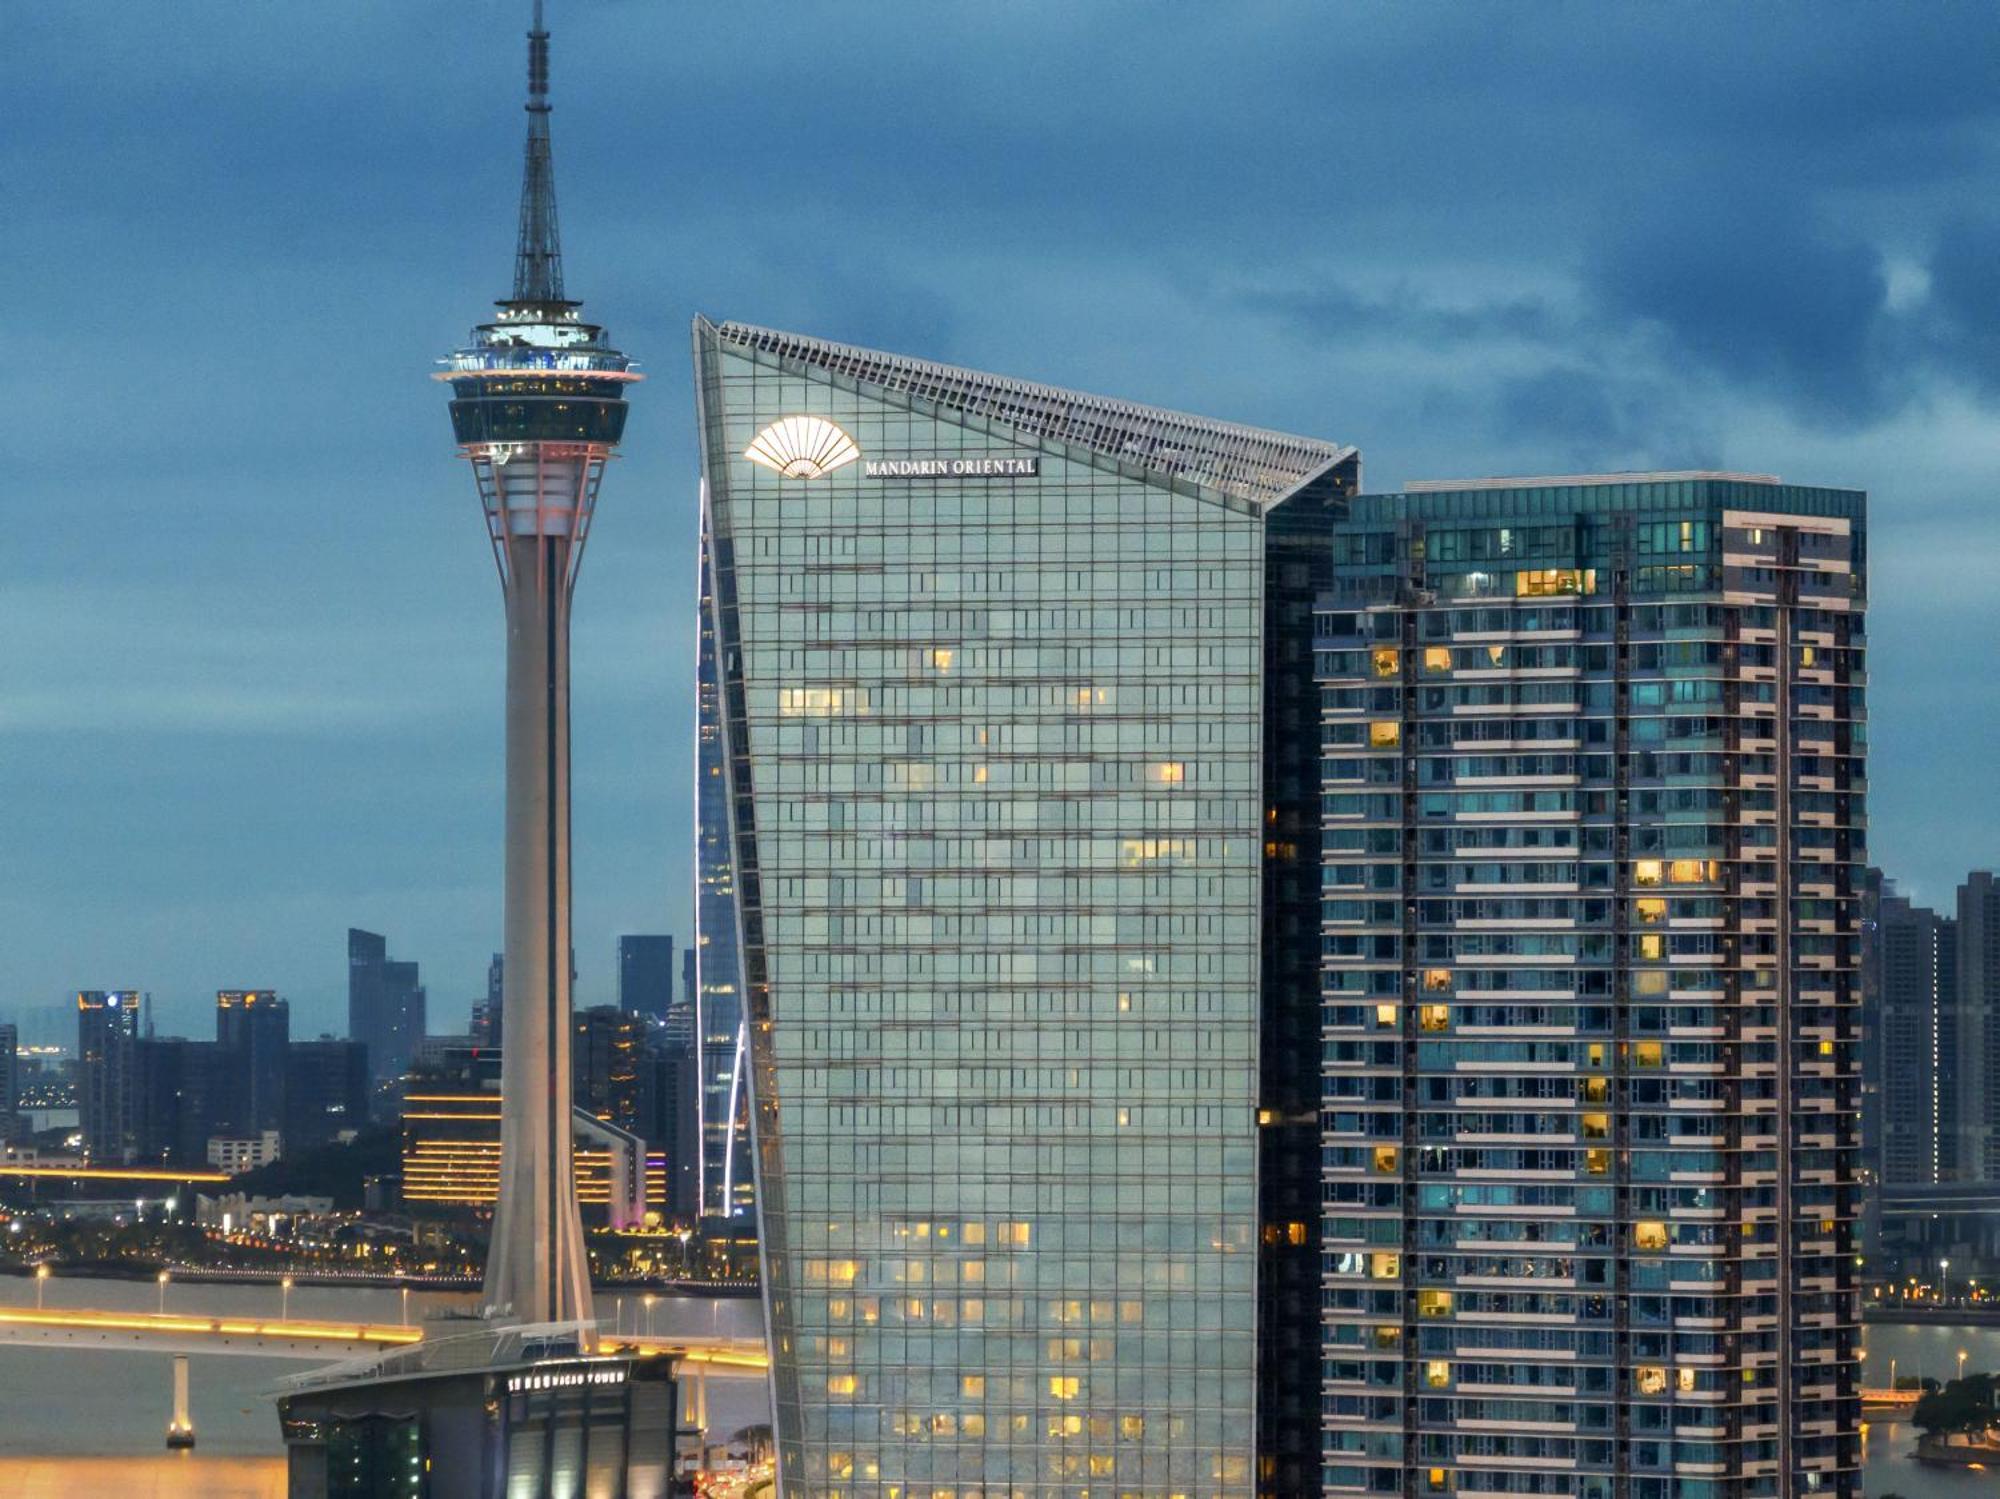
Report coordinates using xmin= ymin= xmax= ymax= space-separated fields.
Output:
xmin=1315 ymin=472 xmax=1865 ymax=1498
xmin=400 ymin=1089 xmax=646 ymax=1231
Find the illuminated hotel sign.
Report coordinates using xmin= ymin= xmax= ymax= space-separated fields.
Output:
xmin=863 ymin=455 xmax=1040 ymax=479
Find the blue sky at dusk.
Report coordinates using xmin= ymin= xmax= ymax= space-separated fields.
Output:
xmin=4 ymin=1 xmax=1997 ymax=1040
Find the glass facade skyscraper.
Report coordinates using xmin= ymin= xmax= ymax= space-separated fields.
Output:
xmin=1315 ymin=473 xmax=1865 ymax=1499
xmin=694 ymin=317 xmax=1354 ymax=1498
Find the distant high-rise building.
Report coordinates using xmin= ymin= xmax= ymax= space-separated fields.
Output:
xmin=1957 ymin=871 xmax=2000 ymax=1181
xmin=616 ymin=935 xmax=675 ymax=1022
xmin=681 ymin=947 xmax=695 ymax=1012
xmin=1318 ymin=471 xmax=1865 ymax=1497
xmin=1863 ymin=872 xmax=1956 ymax=1185
xmin=693 ymin=318 xmax=1358 ymax=1494
xmin=216 ymin=989 xmax=290 ymax=1136
xmin=693 ymin=516 xmax=752 ymax=1223
xmin=0 ymin=1024 xmax=17 ymax=1142
xmin=472 ymin=952 xmax=506 ymax=1047
xmin=134 ymin=1037 xmax=227 ymax=1167
xmin=284 ymin=1039 xmax=372 ymax=1153
xmin=348 ymin=929 xmax=427 ymax=1090
xmin=638 ymin=1004 xmax=699 ymax=1222
xmin=77 ymin=990 xmax=143 ymax=1162
xmin=573 ymin=1004 xmax=644 ymax=1134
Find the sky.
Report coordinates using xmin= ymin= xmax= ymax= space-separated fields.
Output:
xmin=4 ymin=1 xmax=1997 ymax=1042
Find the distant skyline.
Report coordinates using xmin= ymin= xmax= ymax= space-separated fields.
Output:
xmin=5 ymin=1 xmax=1998 ymax=1038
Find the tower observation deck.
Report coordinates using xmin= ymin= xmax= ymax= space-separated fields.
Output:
xmin=437 ymin=0 xmax=640 ymax=1332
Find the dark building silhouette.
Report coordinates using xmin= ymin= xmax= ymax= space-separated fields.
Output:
xmin=77 ymin=990 xmax=143 ymax=1162
xmin=0 ymin=1024 xmax=17 ymax=1142
xmin=617 ymin=935 xmax=675 ymax=1022
xmin=1958 ymin=872 xmax=2000 ymax=1182
xmin=284 ymin=1038 xmax=372 ymax=1153
xmin=573 ymin=1004 xmax=644 ymax=1134
xmin=348 ymin=929 xmax=427 ymax=1090
xmin=1863 ymin=871 xmax=1957 ymax=1187
xmin=639 ymin=1002 xmax=699 ymax=1222
xmin=134 ymin=1037 xmax=227 ymax=1167
xmin=216 ymin=989 xmax=290 ymax=1136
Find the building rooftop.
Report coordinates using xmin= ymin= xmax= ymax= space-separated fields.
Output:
xmin=1406 ymin=469 xmax=1781 ymax=493
xmin=704 ymin=318 xmax=1355 ymax=511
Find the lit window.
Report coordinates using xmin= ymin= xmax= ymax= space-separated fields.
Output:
xmin=1375 ymin=1003 xmax=1398 ymax=1028
xmin=1515 ymin=567 xmax=1593 ymax=598
xmin=1417 ymin=1289 xmax=1453 ymax=1317
xmin=1149 ymin=761 xmax=1186 ymax=785
xmin=1636 ymin=898 xmax=1667 ymax=924
xmin=1374 ymin=1325 xmax=1401 ymax=1348
xmin=961 ymin=1223 xmax=986 ymax=1245
xmin=1583 ymin=1076 xmax=1609 ymax=1104
xmin=1585 ymin=1148 xmax=1610 ymax=1175
xmin=1636 ymin=1365 xmax=1667 ymax=1395
xmin=1422 ymin=968 xmax=1452 ymax=993
xmin=1638 ymin=934 xmax=1664 ymax=960
xmin=1428 ymin=1469 xmax=1452 ymax=1493
xmin=1634 ymin=1221 xmax=1668 ymax=1251
xmin=927 ymin=648 xmax=954 ymax=673
xmin=827 ymin=1374 xmax=858 ymax=1395
xmin=962 ymin=1414 xmax=986 ymax=1437
xmin=1287 ymin=1221 xmax=1308 ymax=1246
xmin=1419 ymin=1004 xmax=1450 ymax=1032
xmin=1424 ymin=1360 xmax=1451 ymax=1389
xmin=961 ymin=1375 xmax=985 ymax=1397
xmin=1667 ymin=858 xmax=1712 ymax=884
xmin=1818 ymin=1039 xmax=1834 ymax=1057
xmin=1120 ymin=1415 xmax=1145 ymax=1440
xmin=1370 ymin=1252 xmax=1401 ymax=1280
xmin=972 ymin=764 xmax=988 ymax=784
xmin=1373 ymin=648 xmax=1400 ymax=678
xmin=1677 ymin=1367 xmax=1697 ymax=1393
xmin=778 ymin=686 xmax=869 ymax=718
xmin=1581 ymin=1113 xmax=1609 ymax=1140
xmin=1422 ymin=646 xmax=1451 ymax=675
xmin=1373 ymin=1146 xmax=1400 ymax=1174
xmin=1049 ymin=1376 xmax=1080 ymax=1400
xmin=1634 ymin=970 xmax=1669 ymax=997
xmin=1369 ymin=721 xmax=1401 ymax=748
xmin=1634 ymin=1041 xmax=1663 ymax=1068
xmin=1633 ymin=860 xmax=1663 ymax=887
xmin=997 ymin=1222 xmax=1031 ymax=1246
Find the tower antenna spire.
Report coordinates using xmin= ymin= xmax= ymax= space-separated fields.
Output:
xmin=512 ymin=0 xmax=565 ymax=306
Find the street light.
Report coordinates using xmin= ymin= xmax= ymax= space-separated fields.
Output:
xmin=1959 ymin=1349 xmax=1970 ymax=1382
xmin=157 ymin=1270 xmax=170 ymax=1316
xmin=643 ymin=1293 xmax=657 ymax=1339
xmin=281 ymin=1275 xmax=293 ymax=1322
xmin=1942 ymin=1258 xmax=1952 ymax=1307
xmin=35 ymin=1264 xmax=50 ymax=1311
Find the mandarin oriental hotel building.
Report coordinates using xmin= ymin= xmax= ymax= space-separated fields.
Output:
xmin=1316 ymin=475 xmax=1865 ymax=1499
xmin=694 ymin=317 xmax=1357 ymax=1498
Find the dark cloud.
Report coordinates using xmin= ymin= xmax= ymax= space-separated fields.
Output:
xmin=1926 ymin=217 xmax=2000 ymax=398
xmin=4 ymin=0 xmax=1999 ymax=1030
xmin=1586 ymin=205 xmax=1905 ymax=426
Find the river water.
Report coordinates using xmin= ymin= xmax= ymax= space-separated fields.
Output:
xmin=0 ymin=1275 xmax=768 ymax=1498
xmin=0 ymin=1279 xmax=1993 ymax=1497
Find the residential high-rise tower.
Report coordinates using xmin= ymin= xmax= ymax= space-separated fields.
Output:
xmin=348 ymin=928 xmax=427 ymax=1090
xmin=1316 ymin=472 xmax=1865 ymax=1498
xmin=77 ymin=989 xmax=143 ymax=1162
xmin=439 ymin=0 xmax=639 ymax=1328
xmin=694 ymin=317 xmax=1357 ymax=1496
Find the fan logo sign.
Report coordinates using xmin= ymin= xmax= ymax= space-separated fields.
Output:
xmin=863 ymin=455 xmax=1040 ymax=479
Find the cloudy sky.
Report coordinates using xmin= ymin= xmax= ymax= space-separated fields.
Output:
xmin=4 ymin=2 xmax=1996 ymax=1041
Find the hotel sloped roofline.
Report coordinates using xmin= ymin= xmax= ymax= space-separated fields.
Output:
xmin=700 ymin=316 xmax=1356 ymax=512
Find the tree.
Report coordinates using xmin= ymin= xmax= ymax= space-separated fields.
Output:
xmin=1913 ymin=1371 xmax=1998 ymax=1442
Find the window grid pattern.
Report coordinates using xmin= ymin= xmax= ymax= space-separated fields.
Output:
xmin=699 ymin=332 xmax=1271 ymax=1498
xmin=1316 ymin=481 xmax=1865 ymax=1499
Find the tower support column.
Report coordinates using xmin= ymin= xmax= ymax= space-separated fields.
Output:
xmin=483 ymin=520 xmax=592 ymax=1330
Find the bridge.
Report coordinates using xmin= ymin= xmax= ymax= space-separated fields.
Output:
xmin=0 ymin=1302 xmax=769 ymax=1372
